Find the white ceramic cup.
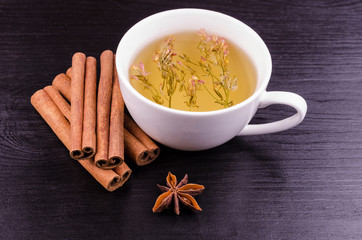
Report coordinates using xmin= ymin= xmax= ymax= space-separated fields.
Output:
xmin=116 ymin=8 xmax=307 ymax=151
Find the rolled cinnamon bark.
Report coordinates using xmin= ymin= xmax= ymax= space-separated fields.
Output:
xmin=81 ymin=57 xmax=97 ymax=159
xmin=70 ymin=52 xmax=86 ymax=160
xmin=108 ymin=58 xmax=125 ymax=168
xmin=31 ymin=89 xmax=70 ymax=149
xmin=124 ymin=114 xmax=160 ymax=163
xmin=31 ymin=89 xmax=130 ymax=191
xmin=124 ymin=129 xmax=149 ymax=166
xmin=43 ymin=85 xmax=71 ymax=121
xmin=52 ymin=62 xmax=96 ymax=159
xmin=94 ymin=50 xmax=120 ymax=169
xmin=66 ymin=67 xmax=72 ymax=79
xmin=114 ymin=162 xmax=132 ymax=184
xmin=58 ymin=68 xmax=155 ymax=167
xmin=52 ymin=73 xmax=71 ymax=102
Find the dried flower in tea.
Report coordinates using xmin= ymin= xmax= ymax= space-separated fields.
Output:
xmin=130 ymin=62 xmax=164 ymax=105
xmin=129 ymin=29 xmax=256 ymax=111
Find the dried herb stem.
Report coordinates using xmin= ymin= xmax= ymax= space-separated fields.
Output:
xmin=130 ymin=29 xmax=237 ymax=110
xmin=130 ymin=63 xmax=164 ymax=105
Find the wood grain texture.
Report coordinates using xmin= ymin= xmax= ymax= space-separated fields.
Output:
xmin=1 ymin=0 xmax=362 ymax=239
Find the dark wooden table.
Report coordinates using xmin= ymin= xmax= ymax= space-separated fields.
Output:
xmin=1 ymin=0 xmax=362 ymax=239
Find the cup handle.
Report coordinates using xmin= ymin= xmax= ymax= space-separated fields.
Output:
xmin=238 ymin=91 xmax=307 ymax=136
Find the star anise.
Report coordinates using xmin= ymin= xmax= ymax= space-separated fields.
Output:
xmin=152 ymin=172 xmax=205 ymax=215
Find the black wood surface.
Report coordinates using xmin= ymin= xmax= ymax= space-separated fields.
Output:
xmin=1 ymin=0 xmax=362 ymax=239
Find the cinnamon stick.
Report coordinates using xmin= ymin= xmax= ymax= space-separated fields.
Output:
xmin=52 ymin=73 xmax=71 ymax=102
xmin=31 ymin=89 xmax=70 ymax=149
xmin=125 ymin=114 xmax=160 ymax=164
xmin=59 ymin=69 xmax=156 ymax=166
xmin=66 ymin=67 xmax=72 ymax=79
xmin=108 ymin=57 xmax=125 ymax=168
xmin=31 ymin=89 xmax=131 ymax=191
xmin=114 ymin=162 xmax=132 ymax=184
xmin=81 ymin=57 xmax=97 ymax=159
xmin=124 ymin=129 xmax=149 ymax=166
xmin=52 ymin=61 xmax=96 ymax=159
xmin=94 ymin=50 xmax=122 ymax=169
xmin=43 ymin=85 xmax=71 ymax=120
xmin=70 ymin=52 xmax=86 ymax=160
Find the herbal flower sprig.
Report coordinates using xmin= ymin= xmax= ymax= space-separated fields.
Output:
xmin=184 ymin=76 xmax=205 ymax=109
xmin=153 ymin=36 xmax=186 ymax=108
xmin=195 ymin=29 xmax=237 ymax=108
xmin=130 ymin=62 xmax=164 ymax=105
xmin=179 ymin=54 xmax=223 ymax=106
xmin=173 ymin=58 xmax=206 ymax=109
xmin=130 ymin=29 xmax=238 ymax=110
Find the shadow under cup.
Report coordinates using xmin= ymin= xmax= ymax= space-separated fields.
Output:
xmin=116 ymin=9 xmax=272 ymax=151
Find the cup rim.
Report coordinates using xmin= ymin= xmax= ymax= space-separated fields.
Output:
xmin=116 ymin=8 xmax=272 ymax=117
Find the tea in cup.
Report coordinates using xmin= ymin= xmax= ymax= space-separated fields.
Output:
xmin=116 ymin=9 xmax=307 ymax=151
